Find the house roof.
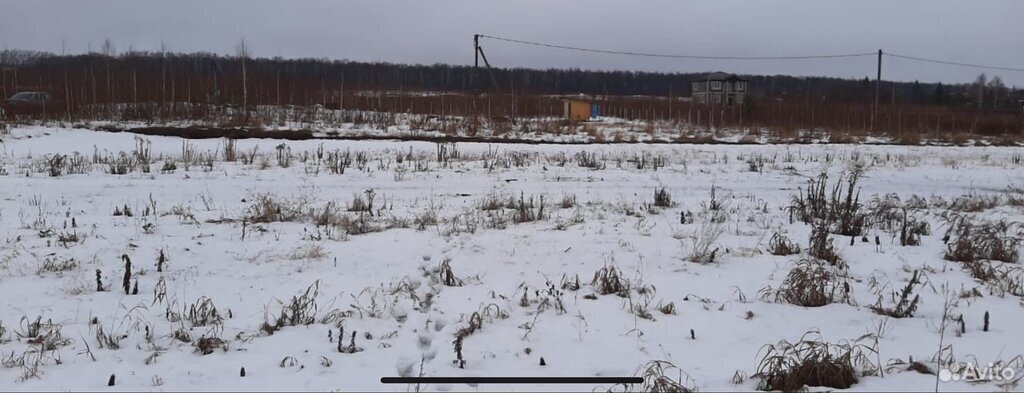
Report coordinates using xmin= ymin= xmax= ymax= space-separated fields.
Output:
xmin=559 ymin=93 xmax=598 ymax=102
xmin=694 ymin=72 xmax=747 ymax=82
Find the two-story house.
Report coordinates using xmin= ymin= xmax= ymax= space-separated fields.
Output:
xmin=691 ymin=72 xmax=748 ymax=106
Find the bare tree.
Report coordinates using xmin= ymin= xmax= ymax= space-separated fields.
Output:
xmin=973 ymin=73 xmax=987 ymax=110
xmin=236 ymin=38 xmax=250 ymax=119
xmin=988 ymin=76 xmax=1006 ymax=109
xmin=101 ymin=39 xmax=116 ymax=57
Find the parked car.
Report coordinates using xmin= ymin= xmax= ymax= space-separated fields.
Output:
xmin=1 ymin=91 xmax=56 ymax=117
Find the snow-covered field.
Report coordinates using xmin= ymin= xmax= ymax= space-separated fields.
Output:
xmin=0 ymin=126 xmax=1022 ymax=391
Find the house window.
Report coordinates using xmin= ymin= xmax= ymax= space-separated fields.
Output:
xmin=711 ymin=81 xmax=722 ymax=90
xmin=711 ymin=94 xmax=721 ymax=104
xmin=736 ymin=82 xmax=746 ymax=92
xmin=697 ymin=95 xmax=706 ymax=104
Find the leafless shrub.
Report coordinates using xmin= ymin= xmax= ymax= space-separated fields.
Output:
xmin=687 ymin=220 xmax=724 ymax=263
xmin=760 ymin=259 xmax=852 ymax=307
xmin=653 ymin=187 xmax=674 ymax=208
xmin=767 ymin=233 xmax=801 ymax=256
xmin=575 ymin=151 xmax=605 ymax=170
xmin=754 ymin=330 xmax=879 ymax=392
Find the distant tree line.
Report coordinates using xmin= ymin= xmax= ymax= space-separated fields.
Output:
xmin=0 ymin=48 xmax=1020 ymax=139
xmin=2 ymin=48 xmax=1020 ymax=109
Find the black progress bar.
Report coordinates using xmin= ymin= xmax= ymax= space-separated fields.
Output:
xmin=381 ymin=377 xmax=641 ymax=384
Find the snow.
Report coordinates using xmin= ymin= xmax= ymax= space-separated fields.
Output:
xmin=0 ymin=126 xmax=1021 ymax=391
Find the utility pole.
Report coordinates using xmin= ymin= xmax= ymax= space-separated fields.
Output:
xmin=473 ymin=34 xmax=511 ymax=122
xmin=472 ymin=35 xmax=502 ymax=95
xmin=873 ymin=49 xmax=882 ymax=130
xmin=473 ymin=34 xmax=479 ymax=92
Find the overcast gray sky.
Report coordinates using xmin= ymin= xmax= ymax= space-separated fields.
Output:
xmin=2 ymin=0 xmax=1023 ymax=85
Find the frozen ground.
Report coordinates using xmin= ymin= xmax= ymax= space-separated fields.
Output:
xmin=0 ymin=126 xmax=1022 ymax=391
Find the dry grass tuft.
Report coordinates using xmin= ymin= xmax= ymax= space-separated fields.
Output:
xmin=614 ymin=360 xmax=699 ymax=392
xmin=438 ymin=259 xmax=464 ymax=287
xmin=591 ymin=264 xmax=629 ymax=296
xmin=944 ymin=216 xmax=1020 ymax=264
xmin=195 ymin=337 xmax=227 ymax=355
xmin=767 ymin=233 xmax=801 ymax=256
xmin=808 ymin=223 xmax=841 ymax=265
xmin=653 ymin=187 xmax=674 ymax=208
xmin=761 ymin=259 xmax=852 ymax=307
xmin=754 ymin=330 xmax=878 ymax=392
xmin=788 ymin=172 xmax=865 ymax=236
xmin=260 ymin=281 xmax=320 ymax=335
xmin=869 ymin=270 xmax=925 ymax=318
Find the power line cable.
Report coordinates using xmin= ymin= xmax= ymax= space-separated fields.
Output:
xmin=885 ymin=52 xmax=1024 ymax=73
xmin=479 ymin=35 xmax=1024 ymax=73
xmin=477 ymin=34 xmax=876 ymax=60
